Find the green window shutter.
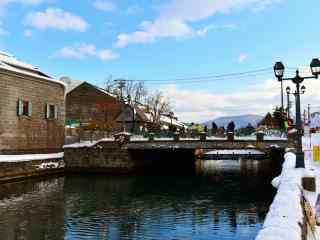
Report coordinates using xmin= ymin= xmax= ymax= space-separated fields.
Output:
xmin=17 ymin=99 xmax=23 ymax=116
xmin=28 ymin=102 xmax=32 ymax=116
xmin=45 ymin=104 xmax=50 ymax=119
xmin=54 ymin=105 xmax=58 ymax=119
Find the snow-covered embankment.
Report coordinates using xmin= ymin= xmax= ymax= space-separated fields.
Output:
xmin=256 ymin=151 xmax=315 ymax=240
xmin=0 ymin=152 xmax=65 ymax=182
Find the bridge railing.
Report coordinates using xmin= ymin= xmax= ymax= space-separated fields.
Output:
xmin=119 ymin=132 xmax=288 ymax=144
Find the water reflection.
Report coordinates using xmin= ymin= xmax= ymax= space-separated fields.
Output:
xmin=0 ymin=177 xmax=65 ymax=240
xmin=0 ymin=159 xmax=276 ymax=240
xmin=195 ymin=159 xmax=272 ymax=177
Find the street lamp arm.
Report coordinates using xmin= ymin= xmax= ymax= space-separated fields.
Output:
xmin=280 ymin=75 xmax=318 ymax=81
xmin=302 ymin=75 xmax=318 ymax=80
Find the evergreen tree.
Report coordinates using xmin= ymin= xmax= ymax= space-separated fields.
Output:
xmin=227 ymin=121 xmax=235 ymax=132
xmin=211 ymin=121 xmax=218 ymax=135
xmin=273 ymin=107 xmax=286 ymax=129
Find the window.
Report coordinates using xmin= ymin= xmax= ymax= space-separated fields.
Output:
xmin=45 ymin=104 xmax=58 ymax=119
xmin=17 ymin=99 xmax=32 ymax=117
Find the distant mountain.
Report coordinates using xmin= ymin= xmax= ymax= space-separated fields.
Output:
xmin=204 ymin=114 xmax=264 ymax=129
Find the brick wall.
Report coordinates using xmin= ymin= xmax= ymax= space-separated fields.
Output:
xmin=0 ymin=69 xmax=65 ymax=153
xmin=66 ymin=82 xmax=124 ymax=131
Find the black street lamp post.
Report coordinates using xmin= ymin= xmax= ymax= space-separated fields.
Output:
xmin=274 ymin=59 xmax=320 ymax=168
xmin=286 ymin=86 xmax=291 ymax=120
xmin=275 ymin=62 xmax=285 ymax=114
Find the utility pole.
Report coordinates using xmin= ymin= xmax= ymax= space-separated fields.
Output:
xmin=114 ymin=79 xmax=127 ymax=131
xmin=308 ymin=104 xmax=311 ymax=124
xmin=114 ymin=79 xmax=126 ymax=101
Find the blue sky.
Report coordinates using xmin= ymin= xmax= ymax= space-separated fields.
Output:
xmin=1 ymin=0 xmax=320 ymax=122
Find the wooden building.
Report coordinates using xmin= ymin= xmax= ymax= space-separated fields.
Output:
xmin=258 ymin=112 xmax=279 ymax=128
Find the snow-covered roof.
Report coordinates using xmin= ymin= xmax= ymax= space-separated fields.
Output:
xmin=0 ymin=51 xmax=37 ymax=70
xmin=61 ymin=76 xmax=116 ymax=98
xmin=0 ymin=51 xmax=65 ymax=88
xmin=160 ymin=115 xmax=184 ymax=128
xmin=60 ymin=76 xmax=84 ymax=93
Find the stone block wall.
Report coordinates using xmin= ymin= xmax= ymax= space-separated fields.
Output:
xmin=64 ymin=142 xmax=135 ymax=172
xmin=0 ymin=158 xmax=64 ymax=182
xmin=0 ymin=69 xmax=65 ymax=153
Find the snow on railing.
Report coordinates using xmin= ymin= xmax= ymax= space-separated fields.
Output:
xmin=256 ymin=152 xmax=305 ymax=240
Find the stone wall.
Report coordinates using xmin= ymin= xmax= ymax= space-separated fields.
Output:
xmin=0 ymin=69 xmax=65 ymax=154
xmin=64 ymin=141 xmax=197 ymax=173
xmin=64 ymin=142 xmax=135 ymax=172
xmin=0 ymin=158 xmax=65 ymax=182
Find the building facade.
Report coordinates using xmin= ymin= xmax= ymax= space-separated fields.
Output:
xmin=63 ymin=78 xmax=185 ymax=140
xmin=64 ymin=80 xmax=125 ymax=135
xmin=0 ymin=52 xmax=65 ymax=154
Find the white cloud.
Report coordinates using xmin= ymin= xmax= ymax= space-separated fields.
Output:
xmin=23 ymin=29 xmax=32 ymax=37
xmin=25 ymin=8 xmax=88 ymax=32
xmin=158 ymin=78 xmax=320 ymax=123
xmin=55 ymin=43 xmax=120 ymax=61
xmin=93 ymin=0 xmax=116 ymax=12
xmin=115 ymin=0 xmax=279 ymax=48
xmin=238 ymin=54 xmax=248 ymax=63
xmin=115 ymin=19 xmax=194 ymax=48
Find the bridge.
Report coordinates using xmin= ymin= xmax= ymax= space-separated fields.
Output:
xmin=125 ymin=139 xmax=290 ymax=150
xmin=64 ymin=137 xmax=293 ymax=173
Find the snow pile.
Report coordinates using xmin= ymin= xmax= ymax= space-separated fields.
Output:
xmin=154 ymin=137 xmax=174 ymax=141
xmin=0 ymin=152 xmax=64 ymax=162
xmin=64 ymin=138 xmax=114 ymax=148
xmin=206 ymin=149 xmax=264 ymax=155
xmin=235 ymin=136 xmax=287 ymax=141
xmin=206 ymin=136 xmax=226 ymax=140
xmin=37 ymin=161 xmax=64 ymax=169
xmin=256 ymin=152 xmax=304 ymax=240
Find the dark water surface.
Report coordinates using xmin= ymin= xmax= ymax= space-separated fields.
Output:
xmin=0 ymin=159 xmax=276 ymax=240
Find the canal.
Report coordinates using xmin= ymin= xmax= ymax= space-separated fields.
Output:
xmin=0 ymin=158 xmax=279 ymax=240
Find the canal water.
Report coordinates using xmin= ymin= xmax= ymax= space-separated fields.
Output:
xmin=0 ymin=159 xmax=278 ymax=240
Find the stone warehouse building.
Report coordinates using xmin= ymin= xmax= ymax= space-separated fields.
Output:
xmin=0 ymin=52 xmax=65 ymax=154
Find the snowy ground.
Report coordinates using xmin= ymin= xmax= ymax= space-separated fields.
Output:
xmin=256 ymin=133 xmax=320 ymax=240
xmin=0 ymin=152 xmax=64 ymax=162
xmin=206 ymin=149 xmax=264 ymax=155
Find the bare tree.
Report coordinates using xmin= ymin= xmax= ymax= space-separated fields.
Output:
xmin=104 ymin=75 xmax=114 ymax=92
xmin=123 ymin=81 xmax=148 ymax=104
xmin=104 ymin=79 xmax=148 ymax=104
xmin=146 ymin=91 xmax=172 ymax=125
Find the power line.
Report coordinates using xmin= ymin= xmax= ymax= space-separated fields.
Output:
xmin=110 ymin=66 xmax=312 ymax=86
xmin=129 ymin=67 xmax=272 ymax=82
xmin=144 ymin=72 xmax=275 ymax=85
